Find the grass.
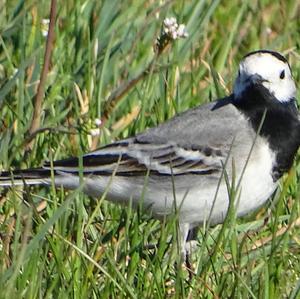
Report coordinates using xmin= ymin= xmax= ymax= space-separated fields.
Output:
xmin=0 ymin=0 xmax=300 ymax=298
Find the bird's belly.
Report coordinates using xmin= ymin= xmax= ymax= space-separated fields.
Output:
xmin=81 ymin=172 xmax=277 ymax=227
xmin=146 ymin=176 xmax=277 ymax=226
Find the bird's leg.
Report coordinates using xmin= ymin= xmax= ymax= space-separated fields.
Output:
xmin=179 ymin=223 xmax=198 ymax=277
xmin=186 ymin=226 xmax=199 ymax=255
xmin=184 ymin=226 xmax=199 ymax=277
xmin=179 ymin=223 xmax=190 ymax=259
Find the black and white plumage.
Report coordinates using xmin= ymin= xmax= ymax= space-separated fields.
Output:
xmin=1 ymin=50 xmax=300 ymax=255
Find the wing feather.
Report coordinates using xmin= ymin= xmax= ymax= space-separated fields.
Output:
xmin=43 ymin=140 xmax=225 ymax=176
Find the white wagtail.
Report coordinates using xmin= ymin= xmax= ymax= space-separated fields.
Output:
xmin=1 ymin=50 xmax=299 ymax=256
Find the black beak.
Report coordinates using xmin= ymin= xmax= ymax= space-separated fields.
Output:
xmin=247 ymin=73 xmax=269 ymax=85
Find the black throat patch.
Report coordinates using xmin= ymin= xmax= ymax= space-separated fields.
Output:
xmin=233 ymin=84 xmax=300 ymax=181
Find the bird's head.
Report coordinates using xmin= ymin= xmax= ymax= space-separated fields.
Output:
xmin=233 ymin=50 xmax=296 ymax=104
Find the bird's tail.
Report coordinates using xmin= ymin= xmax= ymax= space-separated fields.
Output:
xmin=0 ymin=168 xmax=52 ymax=186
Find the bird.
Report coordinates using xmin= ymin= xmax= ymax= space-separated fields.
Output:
xmin=0 ymin=50 xmax=299 ymax=257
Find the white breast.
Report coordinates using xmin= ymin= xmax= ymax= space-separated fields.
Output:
xmin=236 ymin=139 xmax=277 ymax=217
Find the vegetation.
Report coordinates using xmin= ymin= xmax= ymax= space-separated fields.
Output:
xmin=0 ymin=0 xmax=299 ymax=298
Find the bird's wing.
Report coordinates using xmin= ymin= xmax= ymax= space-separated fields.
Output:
xmin=44 ymin=140 xmax=226 ymax=176
xmin=44 ymin=97 xmax=254 ymax=177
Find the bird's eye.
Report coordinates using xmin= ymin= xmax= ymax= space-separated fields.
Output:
xmin=280 ymin=70 xmax=285 ymax=79
xmin=238 ymin=69 xmax=241 ymax=77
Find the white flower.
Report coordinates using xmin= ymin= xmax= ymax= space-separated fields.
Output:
xmin=155 ymin=17 xmax=189 ymax=53
xmin=9 ymin=67 xmax=18 ymax=79
xmin=177 ymin=24 xmax=188 ymax=38
xmin=90 ymin=128 xmax=101 ymax=136
xmin=41 ymin=19 xmax=50 ymax=37
xmin=163 ymin=17 xmax=177 ymax=28
xmin=171 ymin=31 xmax=178 ymax=40
xmin=162 ymin=17 xmax=188 ymax=40
xmin=266 ymin=27 xmax=272 ymax=35
xmin=94 ymin=118 xmax=102 ymax=126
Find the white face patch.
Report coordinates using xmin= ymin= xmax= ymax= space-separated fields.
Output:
xmin=233 ymin=52 xmax=296 ymax=103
